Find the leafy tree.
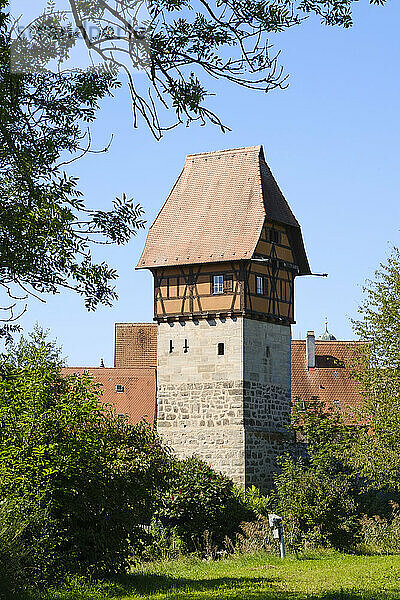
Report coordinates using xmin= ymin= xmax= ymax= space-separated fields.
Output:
xmin=13 ymin=0 xmax=387 ymax=138
xmin=0 ymin=328 xmax=170 ymax=579
xmin=350 ymin=247 xmax=400 ymax=491
xmin=0 ymin=3 xmax=145 ymax=326
xmin=273 ymin=456 xmax=358 ymax=550
xmin=272 ymin=398 xmax=359 ymax=550
xmin=291 ymin=396 xmax=356 ymax=474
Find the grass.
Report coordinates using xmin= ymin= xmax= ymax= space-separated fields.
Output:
xmin=9 ymin=551 xmax=400 ymax=600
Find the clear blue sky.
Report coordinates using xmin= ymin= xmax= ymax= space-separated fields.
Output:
xmin=15 ymin=1 xmax=400 ymax=366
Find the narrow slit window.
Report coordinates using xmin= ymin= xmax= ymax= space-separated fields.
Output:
xmin=218 ymin=343 xmax=225 ymax=356
xmin=169 ymin=340 xmax=174 ymax=353
xmin=183 ymin=339 xmax=189 ymax=353
xmin=256 ymin=276 xmax=264 ymax=295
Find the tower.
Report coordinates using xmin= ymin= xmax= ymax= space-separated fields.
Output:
xmin=137 ymin=146 xmax=310 ymax=490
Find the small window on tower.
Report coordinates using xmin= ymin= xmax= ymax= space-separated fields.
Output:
xmin=183 ymin=339 xmax=189 ymax=353
xmin=218 ymin=343 xmax=225 ymax=356
xmin=116 ymin=384 xmax=124 ymax=393
xmin=256 ymin=276 xmax=267 ymax=296
xmin=169 ymin=340 xmax=174 ymax=353
xmin=267 ymin=228 xmax=281 ymax=244
xmin=213 ymin=275 xmax=224 ymax=294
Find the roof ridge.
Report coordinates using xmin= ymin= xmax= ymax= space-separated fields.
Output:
xmin=185 ymin=145 xmax=262 ymax=159
xmin=62 ymin=366 xmax=156 ymax=371
xmin=115 ymin=322 xmax=156 ymax=326
xmin=291 ymin=339 xmax=363 ymax=343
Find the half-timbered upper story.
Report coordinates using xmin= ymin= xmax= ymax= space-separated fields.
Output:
xmin=137 ymin=146 xmax=310 ymax=324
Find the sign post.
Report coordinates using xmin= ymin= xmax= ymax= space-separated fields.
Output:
xmin=268 ymin=513 xmax=285 ymax=559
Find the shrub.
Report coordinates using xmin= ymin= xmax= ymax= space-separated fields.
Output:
xmin=233 ymin=485 xmax=271 ymax=517
xmin=156 ymin=456 xmax=251 ymax=551
xmin=0 ymin=329 xmax=171 ymax=581
xmin=272 ymin=456 xmax=359 ymax=551
xmin=129 ymin=519 xmax=186 ymax=563
xmin=0 ymin=498 xmax=27 ymax=595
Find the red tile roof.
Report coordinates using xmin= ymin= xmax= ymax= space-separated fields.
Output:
xmin=137 ymin=146 xmax=310 ymax=275
xmin=291 ymin=340 xmax=364 ymax=423
xmin=61 ymin=367 xmax=156 ymax=425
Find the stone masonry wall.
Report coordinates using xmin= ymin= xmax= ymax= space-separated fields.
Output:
xmin=243 ymin=319 xmax=291 ymax=489
xmin=157 ymin=318 xmax=291 ymax=490
xmin=157 ymin=318 xmax=246 ymax=485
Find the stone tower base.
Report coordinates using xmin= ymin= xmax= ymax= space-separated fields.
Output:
xmin=157 ymin=317 xmax=291 ymax=491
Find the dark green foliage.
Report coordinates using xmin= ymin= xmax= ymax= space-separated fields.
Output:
xmin=350 ymin=248 xmax=400 ymax=491
xmin=0 ymin=4 xmax=145 ymax=319
xmin=0 ymin=497 xmax=30 ymax=595
xmin=0 ymin=329 xmax=170 ymax=581
xmin=273 ymin=456 xmax=359 ymax=550
xmin=272 ymin=398 xmax=360 ymax=550
xmin=156 ymin=456 xmax=251 ymax=549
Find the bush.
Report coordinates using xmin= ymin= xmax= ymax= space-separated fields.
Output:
xmin=272 ymin=456 xmax=359 ymax=551
xmin=233 ymin=485 xmax=271 ymax=517
xmin=0 ymin=498 xmax=28 ymax=595
xmin=0 ymin=329 xmax=171 ymax=582
xmin=156 ymin=456 xmax=251 ymax=551
xmin=129 ymin=519 xmax=186 ymax=563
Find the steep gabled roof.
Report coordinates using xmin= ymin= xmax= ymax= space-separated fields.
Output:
xmin=137 ymin=145 xmax=310 ymax=274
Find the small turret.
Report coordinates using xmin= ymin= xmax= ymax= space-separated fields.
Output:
xmin=317 ymin=318 xmax=337 ymax=341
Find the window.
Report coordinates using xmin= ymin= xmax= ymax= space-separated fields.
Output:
xmin=218 ymin=343 xmax=225 ymax=356
xmin=169 ymin=340 xmax=174 ymax=353
xmin=224 ymin=275 xmax=233 ymax=293
xmin=183 ymin=339 xmax=189 ymax=353
xmin=213 ymin=275 xmax=224 ymax=294
xmin=256 ymin=276 xmax=267 ymax=296
xmin=296 ymin=398 xmax=306 ymax=411
xmin=116 ymin=384 xmax=124 ymax=393
xmin=267 ymin=228 xmax=281 ymax=244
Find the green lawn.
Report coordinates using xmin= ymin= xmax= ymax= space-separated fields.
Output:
xmin=13 ymin=552 xmax=400 ymax=600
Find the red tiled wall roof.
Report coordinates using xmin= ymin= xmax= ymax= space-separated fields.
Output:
xmin=291 ymin=340 xmax=364 ymax=422
xmin=61 ymin=367 xmax=156 ymax=425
